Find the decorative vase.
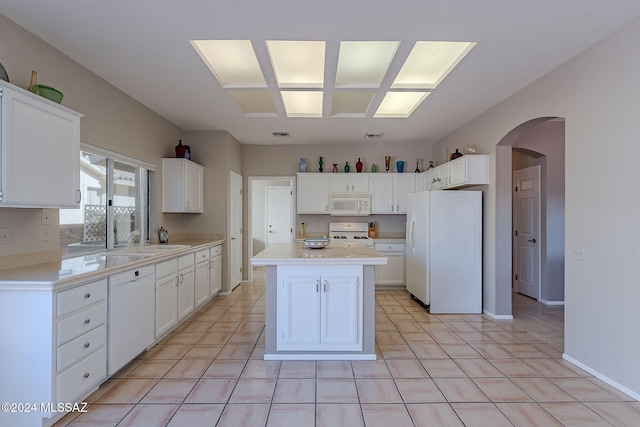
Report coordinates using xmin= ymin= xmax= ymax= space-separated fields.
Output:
xmin=396 ymin=160 xmax=405 ymax=173
xmin=175 ymin=139 xmax=186 ymax=158
xmin=332 ymin=163 xmax=338 ymax=173
xmin=183 ymin=145 xmax=191 ymax=160
xmin=356 ymin=158 xmax=363 ymax=173
xmin=371 ymin=163 xmax=377 ymax=173
xmin=431 ymin=177 xmax=443 ymax=191
xmin=298 ymin=157 xmax=307 ymax=172
xmin=384 ymin=156 xmax=391 ymax=172
xmin=28 ymin=70 xmax=39 ymax=95
xmin=344 ymin=162 xmax=350 ymax=173
xmin=451 ymin=149 xmax=463 ymax=160
xmin=415 ymin=158 xmax=421 ymax=173
xmin=0 ymin=62 xmax=9 ymax=82
xmin=426 ymin=161 xmax=435 ymax=170
xmin=319 ymin=157 xmax=323 ymax=172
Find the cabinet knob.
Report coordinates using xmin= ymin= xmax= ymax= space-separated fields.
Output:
xmin=84 ymin=293 xmax=91 ymax=299
xmin=76 ymin=189 xmax=82 ymax=203
xmin=83 ymin=373 xmax=90 ymax=379
xmin=84 ymin=342 xmax=90 ymax=348
xmin=84 ymin=319 xmax=91 ymax=325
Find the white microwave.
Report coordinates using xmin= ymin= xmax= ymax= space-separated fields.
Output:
xmin=328 ymin=193 xmax=371 ymax=216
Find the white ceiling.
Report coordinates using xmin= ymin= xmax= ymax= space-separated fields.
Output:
xmin=2 ymin=1 xmax=640 ymax=146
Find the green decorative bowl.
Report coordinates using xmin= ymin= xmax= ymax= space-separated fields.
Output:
xmin=37 ymin=84 xmax=63 ymax=103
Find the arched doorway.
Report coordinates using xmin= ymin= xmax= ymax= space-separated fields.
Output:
xmin=495 ymin=117 xmax=566 ymax=316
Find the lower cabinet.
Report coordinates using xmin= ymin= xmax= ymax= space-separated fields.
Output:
xmin=276 ymin=266 xmax=363 ymax=351
xmin=155 ymin=258 xmax=178 ymax=338
xmin=177 ymin=253 xmax=195 ymax=320
xmin=194 ymin=249 xmax=210 ymax=308
xmin=209 ymin=244 xmax=223 ymax=296
xmin=374 ymin=243 xmax=405 ymax=287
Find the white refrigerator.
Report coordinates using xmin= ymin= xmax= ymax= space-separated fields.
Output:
xmin=405 ymin=190 xmax=482 ymax=314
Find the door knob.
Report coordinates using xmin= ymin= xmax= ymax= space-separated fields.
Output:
xmin=528 ymin=238 xmax=536 ymax=243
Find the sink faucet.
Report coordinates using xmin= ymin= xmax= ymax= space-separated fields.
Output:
xmin=127 ymin=229 xmax=140 ymax=247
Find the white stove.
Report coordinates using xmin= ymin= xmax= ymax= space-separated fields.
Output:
xmin=328 ymin=222 xmax=373 ymax=246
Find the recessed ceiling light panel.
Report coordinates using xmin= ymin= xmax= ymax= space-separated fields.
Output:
xmin=190 ymin=40 xmax=266 ymax=88
xmin=331 ymin=91 xmax=376 ymax=117
xmin=392 ymin=41 xmax=475 ymax=89
xmin=266 ymin=41 xmax=325 ymax=88
xmin=229 ymin=90 xmax=277 ymax=116
xmin=374 ymin=92 xmax=430 ymax=118
xmin=281 ymin=91 xmax=323 ymax=117
xmin=335 ymin=41 xmax=400 ymax=88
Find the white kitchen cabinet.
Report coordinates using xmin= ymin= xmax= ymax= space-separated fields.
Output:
xmin=162 ymin=158 xmax=204 ymax=213
xmin=0 ymin=80 xmax=82 ymax=208
xmin=374 ymin=243 xmax=405 ymax=287
xmin=177 ymin=253 xmax=195 ymax=320
xmin=297 ymin=173 xmax=329 ymax=214
xmin=329 ymin=173 xmax=370 ymax=193
xmin=155 ymin=258 xmax=178 ymax=338
xmin=371 ymin=174 xmax=416 ymax=214
xmin=194 ymin=249 xmax=210 ymax=308
xmin=440 ymin=155 xmax=489 ymax=189
xmin=209 ymin=244 xmax=222 ymax=296
xmin=277 ymin=266 xmax=362 ymax=351
xmin=0 ymin=277 xmax=107 ymax=427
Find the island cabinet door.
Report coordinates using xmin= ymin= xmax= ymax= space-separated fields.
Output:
xmin=321 ymin=276 xmax=362 ymax=351
xmin=277 ymin=276 xmax=321 ymax=350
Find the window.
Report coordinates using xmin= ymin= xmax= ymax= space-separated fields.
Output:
xmin=60 ymin=144 xmax=154 ymax=257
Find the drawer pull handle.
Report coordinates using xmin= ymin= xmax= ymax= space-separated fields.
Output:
xmin=83 ymin=373 xmax=90 ymax=379
xmin=84 ymin=343 xmax=90 ymax=348
xmin=84 ymin=293 xmax=91 ymax=299
xmin=84 ymin=319 xmax=91 ymax=325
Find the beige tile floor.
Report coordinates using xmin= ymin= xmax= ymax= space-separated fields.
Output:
xmin=54 ymin=267 xmax=640 ymax=426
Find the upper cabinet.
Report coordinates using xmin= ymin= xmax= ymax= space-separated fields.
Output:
xmin=0 ymin=81 xmax=82 ymax=208
xmin=423 ymin=155 xmax=489 ymax=190
xmin=329 ymin=174 xmax=370 ymax=193
xmin=162 ymin=158 xmax=203 ymax=213
xmin=297 ymin=173 xmax=329 ymax=214
xmin=370 ymin=174 xmax=416 ymax=214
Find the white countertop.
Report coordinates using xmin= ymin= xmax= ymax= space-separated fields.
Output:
xmin=0 ymin=238 xmax=224 ymax=291
xmin=251 ymin=242 xmax=388 ymax=266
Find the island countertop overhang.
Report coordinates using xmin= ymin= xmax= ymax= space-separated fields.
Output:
xmin=250 ymin=242 xmax=388 ymax=266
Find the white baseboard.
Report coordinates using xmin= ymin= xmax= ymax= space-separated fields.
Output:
xmin=483 ymin=309 xmax=513 ymax=320
xmin=562 ymin=353 xmax=640 ymax=401
xmin=264 ymin=353 xmax=377 ymax=361
xmin=540 ymin=299 xmax=565 ymax=306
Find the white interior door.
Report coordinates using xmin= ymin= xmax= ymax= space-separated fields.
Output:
xmin=266 ymin=186 xmax=292 ymax=246
xmin=229 ymin=171 xmax=243 ymax=291
xmin=513 ymin=166 xmax=541 ymax=299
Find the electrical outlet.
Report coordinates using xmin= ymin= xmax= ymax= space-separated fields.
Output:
xmin=42 ymin=226 xmax=50 ymax=242
xmin=572 ymin=246 xmax=585 ymax=260
xmin=41 ymin=209 xmax=52 ymax=226
xmin=0 ymin=227 xmax=10 ymax=244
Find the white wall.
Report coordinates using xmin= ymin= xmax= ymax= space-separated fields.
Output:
xmin=434 ymin=18 xmax=640 ymax=396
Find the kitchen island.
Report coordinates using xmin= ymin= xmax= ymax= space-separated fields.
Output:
xmin=251 ymin=242 xmax=387 ymax=360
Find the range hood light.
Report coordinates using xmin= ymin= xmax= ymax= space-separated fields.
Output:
xmin=364 ymin=132 xmax=383 ymax=138
xmin=272 ymin=131 xmax=290 ymax=137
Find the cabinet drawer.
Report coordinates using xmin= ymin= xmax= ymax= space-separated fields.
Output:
xmin=178 ymin=253 xmax=194 ymax=270
xmin=195 ymin=249 xmax=209 ymax=263
xmin=57 ymin=324 xmax=106 ymax=372
xmin=57 ymin=302 xmax=107 ymax=345
xmin=57 ymin=347 xmax=106 ymax=404
xmin=210 ymin=245 xmax=222 ymax=257
xmin=57 ymin=279 xmax=107 ymax=317
xmin=156 ymin=258 xmax=177 ymax=279
xmin=374 ymin=243 xmax=405 ymax=252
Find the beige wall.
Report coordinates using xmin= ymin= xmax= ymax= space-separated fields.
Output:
xmin=434 ymin=18 xmax=640 ymax=396
xmin=0 ymin=14 xmax=185 ymax=266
